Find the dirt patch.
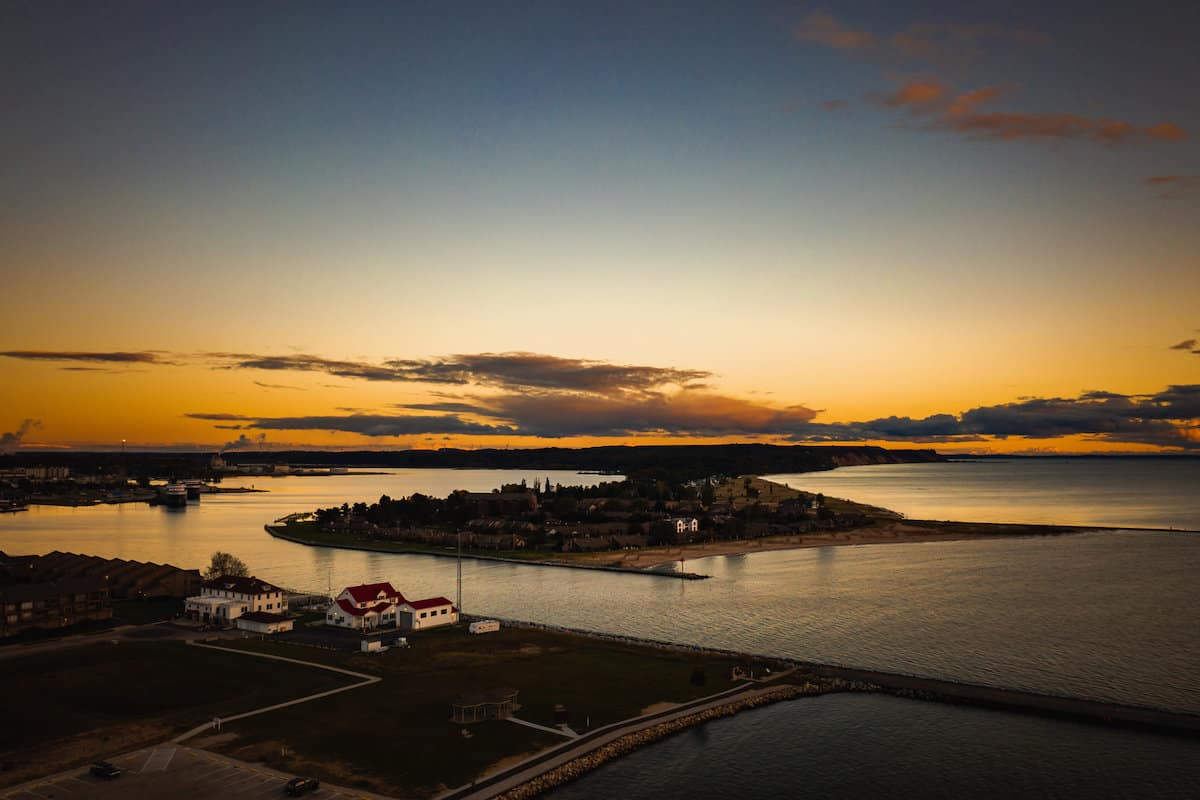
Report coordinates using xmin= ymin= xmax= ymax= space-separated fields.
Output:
xmin=0 ymin=720 xmax=172 ymax=789
xmin=638 ymin=702 xmax=678 ymax=715
xmin=187 ymin=732 xmax=239 ymax=749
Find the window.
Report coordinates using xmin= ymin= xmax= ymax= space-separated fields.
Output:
xmin=441 ymin=609 xmax=448 ymax=615
xmin=420 ymin=612 xmax=427 ymax=619
xmin=266 ymin=603 xmax=273 ymax=610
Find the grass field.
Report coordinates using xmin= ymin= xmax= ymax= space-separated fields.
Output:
xmin=210 ymin=626 xmax=770 ymax=797
xmin=0 ymin=640 xmax=354 ymax=787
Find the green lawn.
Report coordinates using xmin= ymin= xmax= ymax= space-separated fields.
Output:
xmin=213 ymin=626 xmax=765 ymax=797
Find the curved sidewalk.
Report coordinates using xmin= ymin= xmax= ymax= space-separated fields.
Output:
xmin=172 ymin=641 xmax=381 ymax=743
xmin=436 ymin=681 xmax=775 ymax=800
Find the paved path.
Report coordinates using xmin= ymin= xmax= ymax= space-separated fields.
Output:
xmin=172 ymin=641 xmax=381 ymax=743
xmin=437 ymin=681 xmax=768 ymax=800
xmin=506 ymin=717 xmax=577 ymax=738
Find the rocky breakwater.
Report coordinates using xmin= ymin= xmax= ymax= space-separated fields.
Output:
xmin=494 ymin=682 xmax=834 ymax=800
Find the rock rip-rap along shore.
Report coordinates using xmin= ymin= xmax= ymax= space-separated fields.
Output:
xmin=493 ymin=683 xmax=827 ymax=799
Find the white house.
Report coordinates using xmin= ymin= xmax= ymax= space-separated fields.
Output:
xmin=671 ymin=517 xmax=699 ymax=535
xmin=185 ymin=576 xmax=287 ymax=625
xmin=325 ymin=581 xmax=457 ymax=632
xmin=326 ymin=582 xmax=405 ymax=631
xmin=235 ymin=611 xmax=294 ymax=635
xmin=398 ymin=596 xmax=458 ymax=631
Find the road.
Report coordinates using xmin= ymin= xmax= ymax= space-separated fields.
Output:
xmin=0 ymin=745 xmax=390 ymax=800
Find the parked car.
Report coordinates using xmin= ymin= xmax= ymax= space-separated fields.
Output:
xmin=284 ymin=776 xmax=320 ymax=796
xmin=90 ymin=761 xmax=122 ymax=779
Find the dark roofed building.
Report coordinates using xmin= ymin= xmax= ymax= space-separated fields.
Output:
xmin=0 ymin=550 xmax=201 ymax=599
xmin=235 ymin=610 xmax=295 ymax=634
xmin=200 ymin=575 xmax=284 ymax=595
xmin=610 ymin=534 xmax=648 ymax=549
xmin=563 ymin=536 xmax=611 ymax=553
xmin=1 ymin=576 xmax=111 ymax=637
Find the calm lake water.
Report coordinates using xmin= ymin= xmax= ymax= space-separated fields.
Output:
xmin=767 ymin=457 xmax=1200 ymax=530
xmin=548 ymin=694 xmax=1200 ymax=800
xmin=3 ymin=462 xmax=1198 ymax=794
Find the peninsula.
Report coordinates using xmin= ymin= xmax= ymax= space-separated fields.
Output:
xmin=268 ymin=473 xmax=1087 ymax=578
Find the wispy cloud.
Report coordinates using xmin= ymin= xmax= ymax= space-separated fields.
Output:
xmin=796 ymin=11 xmax=1185 ymax=148
xmin=186 ymin=382 xmax=1200 ymax=449
xmin=876 ymin=79 xmax=1185 ymax=145
xmin=190 ymin=412 xmax=518 ymax=438
xmin=793 ymin=10 xmax=876 ymax=52
xmin=1169 ymin=338 xmax=1197 ymax=350
xmin=400 ymin=392 xmax=819 ymax=438
xmin=788 ymin=386 xmax=1200 ymax=449
xmin=878 ymin=79 xmax=948 ymax=111
xmin=254 ymin=380 xmax=304 ymax=391
xmin=794 ymin=10 xmax=1048 ymax=68
xmin=209 ymin=351 xmax=709 ymax=395
xmin=0 ymin=350 xmax=170 ymax=365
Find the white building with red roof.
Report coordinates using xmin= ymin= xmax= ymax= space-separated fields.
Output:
xmin=398 ymin=596 xmax=458 ymax=631
xmin=325 ymin=581 xmax=457 ymax=632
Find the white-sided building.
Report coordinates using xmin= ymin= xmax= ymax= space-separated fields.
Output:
xmin=325 ymin=581 xmax=457 ymax=633
xmin=185 ymin=575 xmax=287 ymax=625
xmin=399 ymin=597 xmax=458 ymax=631
xmin=671 ymin=517 xmax=699 ymax=535
xmin=235 ymin=611 xmax=294 ymax=634
xmin=326 ymin=582 xmax=404 ymax=631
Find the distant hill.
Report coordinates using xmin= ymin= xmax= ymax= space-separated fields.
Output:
xmin=1 ymin=444 xmax=945 ymax=481
xmin=222 ymin=444 xmax=945 ymax=478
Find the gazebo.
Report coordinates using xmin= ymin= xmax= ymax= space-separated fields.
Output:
xmin=451 ymin=688 xmax=520 ymax=723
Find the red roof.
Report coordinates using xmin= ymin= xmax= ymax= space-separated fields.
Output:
xmin=408 ymin=596 xmax=455 ymax=610
xmin=343 ymin=582 xmax=404 ymax=604
xmin=335 ymin=598 xmax=395 ymax=617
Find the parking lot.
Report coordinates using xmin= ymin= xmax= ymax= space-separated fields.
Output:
xmin=0 ymin=745 xmax=383 ymax=800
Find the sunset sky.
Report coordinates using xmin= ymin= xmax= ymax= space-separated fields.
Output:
xmin=2 ymin=2 xmax=1198 ymax=454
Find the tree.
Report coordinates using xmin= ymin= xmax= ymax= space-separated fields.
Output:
xmin=701 ymin=479 xmax=715 ymax=507
xmin=648 ymin=520 xmax=677 ymax=546
xmin=205 ymin=551 xmax=248 ymax=579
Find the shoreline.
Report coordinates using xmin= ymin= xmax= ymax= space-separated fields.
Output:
xmin=437 ymin=618 xmax=1200 ymax=799
xmin=263 ymin=519 xmax=1164 ymax=580
xmin=263 ymin=525 xmax=711 ymax=580
xmin=263 ymin=473 xmax=1198 ymax=578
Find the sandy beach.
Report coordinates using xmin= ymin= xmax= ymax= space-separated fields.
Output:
xmin=559 ymin=519 xmax=1085 ymax=571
